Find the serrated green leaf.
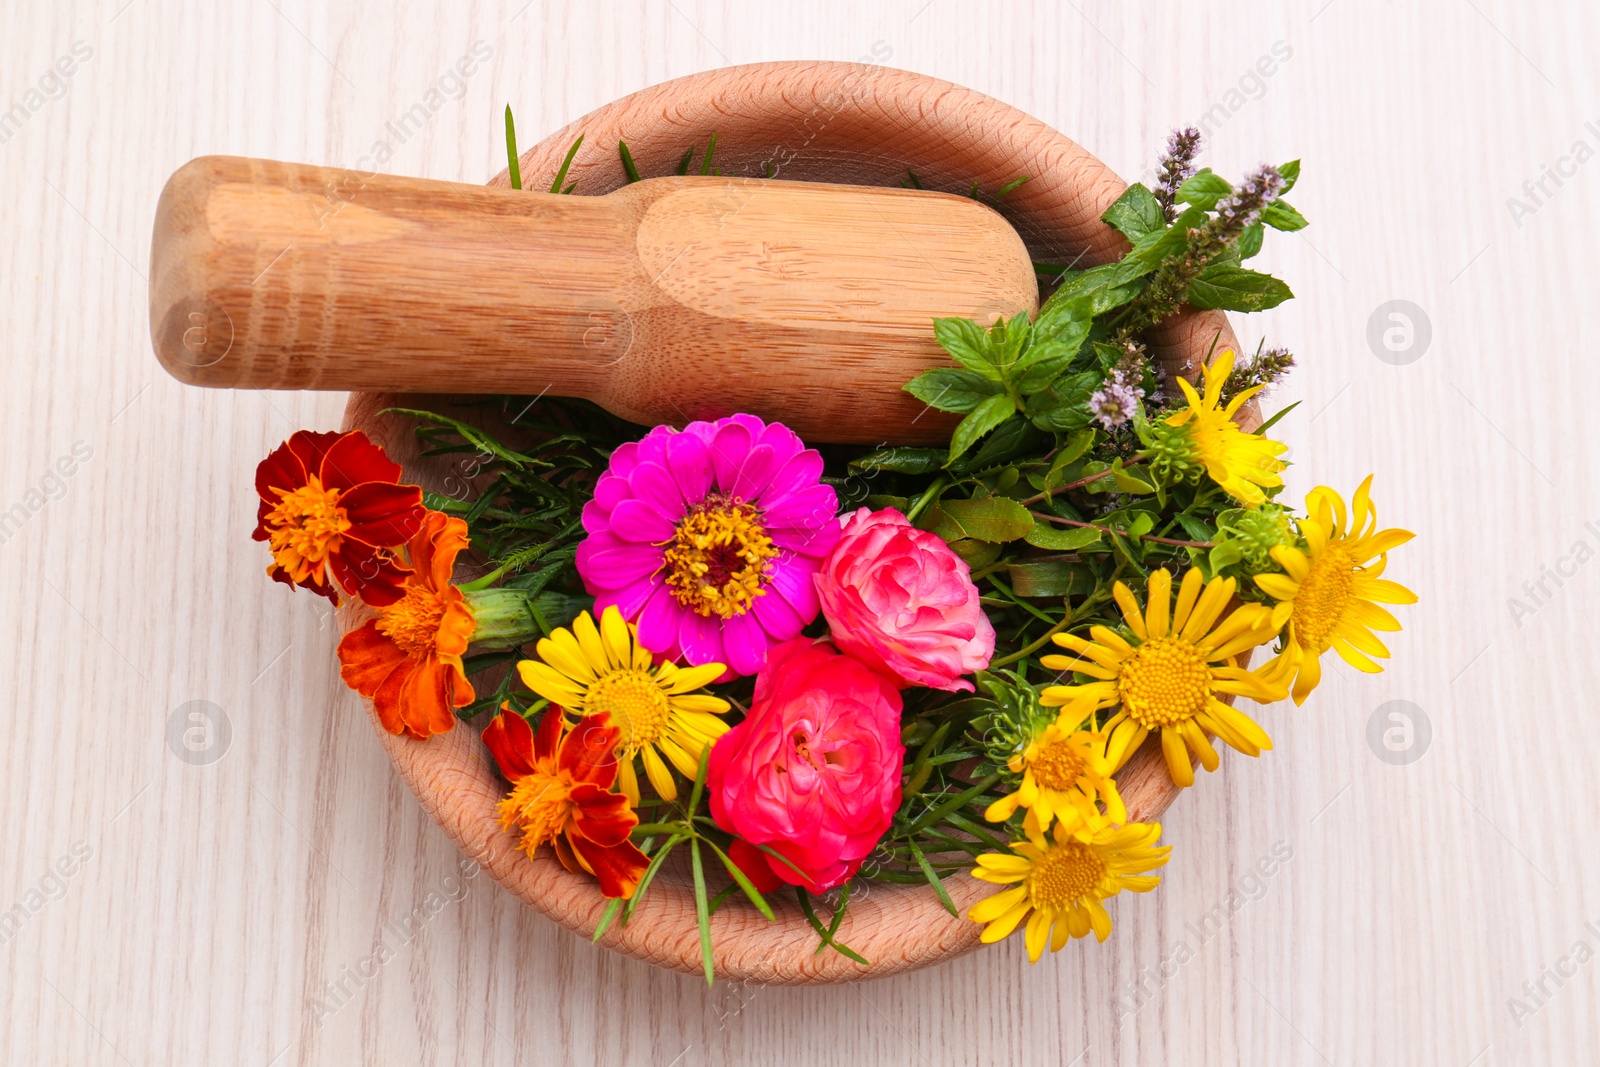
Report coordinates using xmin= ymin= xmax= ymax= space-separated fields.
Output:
xmin=1024 ymin=522 xmax=1103 ymax=550
xmin=934 ymin=317 xmax=1003 ymax=380
xmin=905 ymin=367 xmax=1004 ymax=414
xmin=948 ymin=395 xmax=1018 ymax=462
xmin=1025 ymin=371 xmax=1098 ymax=432
xmin=959 ymin=415 xmax=1045 ymax=472
xmin=1262 ymin=199 xmax=1308 ymax=231
xmin=933 ymin=495 xmax=1034 ymax=543
xmin=1102 ymin=182 xmax=1165 ymax=240
xmin=1277 ymin=159 xmax=1300 ymax=193
xmin=1237 ymin=221 xmax=1264 ymax=259
xmin=1186 ymin=266 xmax=1294 ymax=312
xmin=1108 ymin=224 xmax=1189 ymax=286
xmin=848 ymin=446 xmax=947 ymax=475
xmin=1039 ymin=263 xmax=1142 ymax=321
xmin=1174 ymin=512 xmax=1217 ymax=542
xmin=948 ymin=538 xmax=1003 ymax=568
xmin=1176 ymin=168 xmax=1231 ymax=210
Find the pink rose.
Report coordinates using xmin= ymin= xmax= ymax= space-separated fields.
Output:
xmin=815 ymin=507 xmax=996 ymax=692
xmin=707 ymin=638 xmax=904 ymax=892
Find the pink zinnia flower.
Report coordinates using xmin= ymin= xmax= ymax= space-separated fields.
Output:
xmin=707 ymin=638 xmax=904 ymax=892
xmin=816 ymin=507 xmax=996 ymax=692
xmin=576 ymin=414 xmax=839 ymax=676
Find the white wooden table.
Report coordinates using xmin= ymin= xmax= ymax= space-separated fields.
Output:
xmin=3 ymin=2 xmax=1595 ymax=1062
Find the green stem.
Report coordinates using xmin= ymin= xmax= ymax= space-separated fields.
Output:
xmin=904 ymin=475 xmax=948 ymax=524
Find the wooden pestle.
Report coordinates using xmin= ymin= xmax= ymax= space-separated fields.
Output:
xmin=149 ymin=156 xmax=1039 ymax=444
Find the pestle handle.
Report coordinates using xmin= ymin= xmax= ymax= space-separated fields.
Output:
xmin=149 ymin=156 xmax=1038 ymax=443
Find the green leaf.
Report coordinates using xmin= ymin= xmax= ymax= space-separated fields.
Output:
xmin=1102 ymin=182 xmax=1165 ymax=240
xmin=690 ymin=838 xmax=714 ymax=986
xmin=1262 ymin=199 xmax=1308 ymax=231
xmin=1007 ymin=559 xmax=1095 ymax=597
xmin=1209 ymin=540 xmax=1245 ymax=572
xmin=1015 ymin=318 xmax=1092 ymax=393
xmin=948 ymin=396 xmax=1018 ymax=462
xmin=933 ymin=317 xmax=1002 ymax=381
xmin=1186 ymin=266 xmax=1294 ymax=312
xmin=706 ymin=839 xmax=775 ymax=921
xmin=1277 ymin=159 xmax=1300 ymax=194
xmin=932 ymin=495 xmax=1034 ymax=543
xmin=986 ymin=312 xmax=1033 ymax=375
xmin=1236 ymin=221 xmax=1264 ymax=259
xmin=1024 ymin=522 xmax=1103 ymax=550
xmin=906 ymin=839 xmax=959 ymax=917
xmin=1174 ymin=513 xmax=1217 ymax=542
xmin=504 ymin=106 xmax=522 ymax=191
xmin=1025 ymin=371 xmax=1099 ymax=432
xmin=1108 ymin=224 xmax=1189 ymax=286
xmin=1255 ymin=399 xmax=1302 ymax=435
xmin=848 ymin=446 xmax=946 ymax=475
xmin=1177 ymin=168 xmax=1231 ymax=210
xmin=904 ymin=367 xmax=1004 ymax=414
xmin=1039 ymin=263 xmax=1141 ymax=320
xmin=959 ymin=415 xmax=1045 ymax=472
xmin=1111 ymin=459 xmax=1156 ymax=494
xmin=591 ymin=897 xmax=623 ymax=942
xmin=617 ymin=140 xmax=642 ymax=183
xmin=948 ymin=538 xmax=1003 ymax=569
xmin=796 ymin=889 xmax=871 ymax=966
xmin=550 ymin=134 xmax=584 ymax=195
xmin=625 ymin=832 xmax=686 ymax=921
xmin=1048 ymin=429 xmax=1098 ymax=476
xmin=688 ymin=743 xmax=711 ymax=814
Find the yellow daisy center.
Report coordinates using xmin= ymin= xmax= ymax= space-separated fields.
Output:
xmin=1028 ymin=841 xmax=1106 ymax=908
xmin=498 ymin=769 xmax=574 ymax=850
xmin=1028 ymin=738 xmax=1087 ymax=791
xmin=662 ymin=494 xmax=778 ymax=619
xmin=375 ymin=585 xmax=446 ymax=657
xmin=264 ymin=476 xmax=350 ymax=579
xmin=586 ymin=669 xmax=670 ymax=753
xmin=1118 ymin=637 xmax=1213 ymax=728
xmin=1291 ymin=546 xmax=1355 ymax=651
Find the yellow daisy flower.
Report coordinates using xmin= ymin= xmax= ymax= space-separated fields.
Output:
xmin=1039 ymin=568 xmax=1285 ymax=788
xmin=1161 ymin=348 xmax=1288 ymax=507
xmin=968 ymin=817 xmax=1171 ymax=957
xmin=516 ymin=605 xmax=731 ymax=805
xmin=1256 ymin=475 xmax=1417 ymax=704
xmin=984 ymin=709 xmax=1126 ymax=833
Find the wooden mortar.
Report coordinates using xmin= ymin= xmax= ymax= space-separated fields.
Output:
xmin=339 ymin=60 xmax=1258 ymax=984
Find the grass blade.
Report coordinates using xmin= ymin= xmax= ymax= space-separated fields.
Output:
xmin=691 ymin=838 xmax=715 ymax=986
xmin=705 ymin=839 xmax=774 ymax=921
xmin=624 ymin=832 xmax=685 ymax=922
xmin=618 ymin=140 xmax=642 ymax=183
xmin=504 ymin=106 xmax=521 ymax=190
xmin=550 ymin=134 xmax=584 ymax=195
xmin=700 ymin=132 xmax=718 ymax=175
xmin=907 ymin=838 xmax=958 ymax=917
xmin=591 ymin=897 xmax=623 ymax=942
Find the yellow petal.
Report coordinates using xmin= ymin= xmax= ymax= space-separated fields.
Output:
xmin=597 ymin=605 xmax=635 ymax=669
xmin=641 ymin=744 xmax=677 ymax=801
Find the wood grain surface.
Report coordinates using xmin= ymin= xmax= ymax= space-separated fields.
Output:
xmin=149 ymin=158 xmax=1037 ymax=443
xmin=4 ymin=2 xmax=1597 ymax=1064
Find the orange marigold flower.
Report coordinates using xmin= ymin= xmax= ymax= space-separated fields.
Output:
xmin=338 ymin=511 xmax=476 ymax=739
xmin=483 ymin=708 xmax=649 ymax=899
xmin=253 ymin=430 xmax=424 ymax=605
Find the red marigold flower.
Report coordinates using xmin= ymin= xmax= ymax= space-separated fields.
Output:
xmin=483 ymin=708 xmax=650 ymax=899
xmin=337 ymin=511 xmax=476 ymax=740
xmin=253 ymin=430 xmax=424 ymax=605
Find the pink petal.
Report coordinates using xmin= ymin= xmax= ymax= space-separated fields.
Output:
xmin=581 ymin=543 xmax=663 ymax=587
xmin=668 ymin=431 xmax=714 ymax=504
xmin=636 ymin=583 xmax=684 ymax=655
xmin=768 ymin=559 xmax=821 ymax=622
xmin=628 ymin=460 xmax=686 ymax=521
xmin=721 ymin=613 xmax=772 ymax=676
xmin=729 ymin=443 xmax=779 ymax=502
xmin=677 ymin=610 xmax=725 ymax=668
xmin=759 ymin=448 xmax=824 ymax=505
xmin=608 ymin=498 xmax=676 ymax=543
xmin=708 ymin=421 xmax=754 ymax=493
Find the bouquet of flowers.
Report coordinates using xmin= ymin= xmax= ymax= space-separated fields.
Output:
xmin=252 ymin=123 xmax=1415 ymax=978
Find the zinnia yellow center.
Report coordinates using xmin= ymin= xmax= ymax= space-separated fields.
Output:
xmin=1118 ymin=637 xmax=1213 ymax=728
xmin=1290 ymin=546 xmax=1355 ymax=650
xmin=662 ymin=495 xmax=778 ymax=618
xmin=1028 ymin=841 xmax=1106 ymax=907
xmin=499 ymin=769 xmax=574 ymax=851
xmin=265 ymin=477 xmax=350 ymax=579
xmin=1028 ymin=738 xmax=1087 ymax=791
xmin=586 ymin=669 xmax=670 ymax=753
xmin=375 ymin=585 xmax=446 ymax=657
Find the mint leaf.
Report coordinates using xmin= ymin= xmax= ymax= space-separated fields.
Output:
xmin=1277 ymin=159 xmax=1300 ymax=194
xmin=933 ymin=317 xmax=1002 ymax=381
xmin=1236 ymin=222 xmax=1264 ymax=259
xmin=904 ymin=367 xmax=1004 ymax=413
xmin=1102 ymin=183 xmax=1164 ymax=241
xmin=1039 ymin=263 xmax=1141 ymax=321
xmin=1186 ymin=265 xmax=1294 ymax=312
xmin=948 ymin=395 xmax=1018 ymax=462
xmin=1014 ymin=318 xmax=1091 ymax=393
xmin=1176 ymin=169 xmax=1231 ymax=210
xmin=1262 ymin=199 xmax=1308 ymax=231
xmin=1025 ymin=371 xmax=1099 ymax=432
